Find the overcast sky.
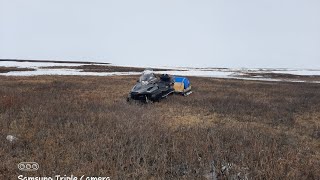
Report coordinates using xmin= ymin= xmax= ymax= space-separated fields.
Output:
xmin=0 ymin=0 xmax=319 ymax=68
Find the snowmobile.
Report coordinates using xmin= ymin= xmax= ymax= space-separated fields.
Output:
xmin=127 ymin=69 xmax=175 ymax=103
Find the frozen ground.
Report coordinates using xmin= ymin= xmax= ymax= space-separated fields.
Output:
xmin=0 ymin=60 xmax=320 ymax=83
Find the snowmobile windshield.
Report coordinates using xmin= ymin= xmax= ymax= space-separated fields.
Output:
xmin=139 ymin=74 xmax=155 ymax=82
xmin=139 ymin=70 xmax=156 ymax=84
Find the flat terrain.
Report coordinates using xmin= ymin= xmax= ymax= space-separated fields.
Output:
xmin=1 ymin=60 xmax=320 ymax=83
xmin=236 ymin=72 xmax=320 ymax=82
xmin=0 ymin=67 xmax=35 ymax=73
xmin=0 ymin=59 xmax=109 ymax=65
xmin=0 ymin=76 xmax=320 ymax=179
xmin=39 ymin=65 xmax=178 ymax=72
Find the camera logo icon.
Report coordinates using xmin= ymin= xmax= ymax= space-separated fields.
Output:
xmin=18 ymin=162 xmax=39 ymax=171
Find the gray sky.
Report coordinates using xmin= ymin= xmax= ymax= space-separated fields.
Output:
xmin=0 ymin=0 xmax=319 ymax=68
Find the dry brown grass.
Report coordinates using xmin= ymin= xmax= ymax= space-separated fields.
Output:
xmin=0 ymin=76 xmax=319 ymax=179
xmin=0 ymin=67 xmax=35 ymax=73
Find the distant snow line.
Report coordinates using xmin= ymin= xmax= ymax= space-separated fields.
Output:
xmin=1 ymin=68 xmax=320 ymax=84
xmin=1 ymin=61 xmax=320 ymax=83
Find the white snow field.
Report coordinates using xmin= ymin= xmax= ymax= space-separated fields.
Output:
xmin=0 ymin=60 xmax=320 ymax=83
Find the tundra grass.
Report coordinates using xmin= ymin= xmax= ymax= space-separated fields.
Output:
xmin=0 ymin=76 xmax=319 ymax=179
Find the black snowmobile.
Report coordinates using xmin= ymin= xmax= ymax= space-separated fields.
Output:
xmin=127 ymin=69 xmax=174 ymax=103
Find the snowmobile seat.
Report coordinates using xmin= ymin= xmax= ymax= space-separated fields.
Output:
xmin=160 ymin=74 xmax=173 ymax=85
xmin=160 ymin=74 xmax=171 ymax=81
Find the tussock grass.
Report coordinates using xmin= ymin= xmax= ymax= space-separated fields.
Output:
xmin=0 ymin=76 xmax=319 ymax=179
